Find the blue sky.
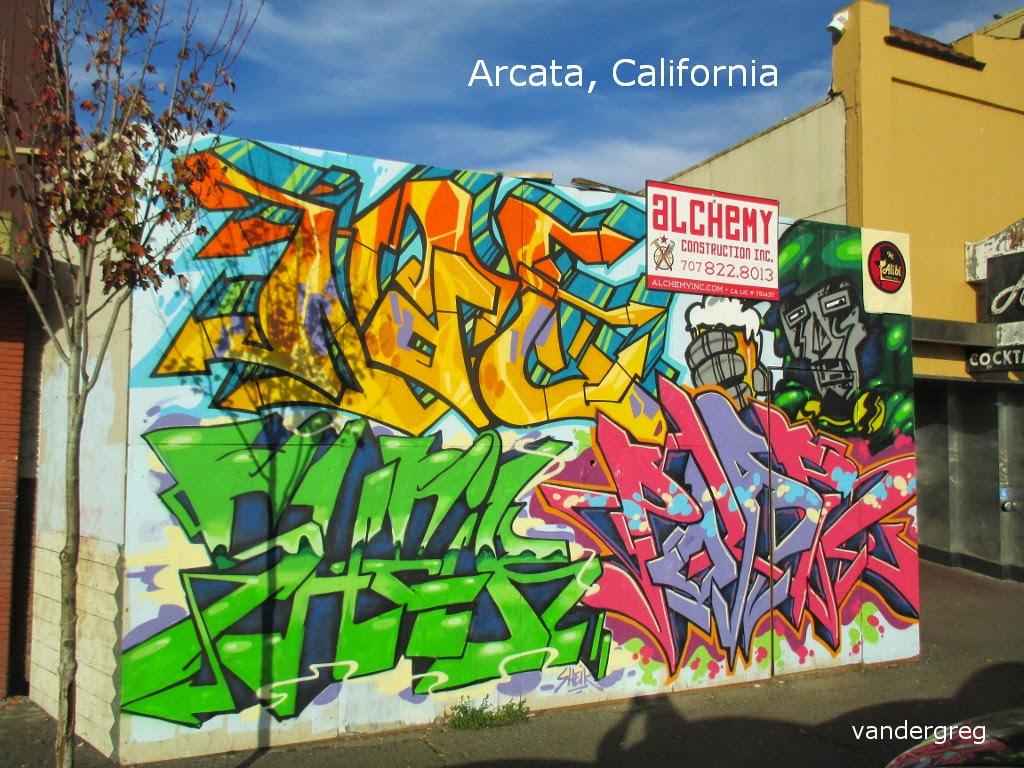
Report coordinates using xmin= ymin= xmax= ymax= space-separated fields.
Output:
xmin=221 ymin=1 xmax=1022 ymax=191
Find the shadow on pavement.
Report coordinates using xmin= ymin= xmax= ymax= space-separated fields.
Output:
xmin=4 ymin=661 xmax=1022 ymax=768
xmin=428 ymin=661 xmax=1024 ymax=768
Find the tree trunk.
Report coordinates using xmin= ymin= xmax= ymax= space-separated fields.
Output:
xmin=55 ymin=346 xmax=83 ymax=768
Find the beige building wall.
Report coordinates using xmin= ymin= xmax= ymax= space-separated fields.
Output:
xmin=663 ymin=97 xmax=847 ymax=224
xmin=29 ymin=287 xmax=132 ymax=758
xmin=31 ymin=534 xmax=121 ymax=756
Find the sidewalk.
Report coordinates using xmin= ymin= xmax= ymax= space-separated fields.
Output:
xmin=3 ymin=560 xmax=1023 ymax=768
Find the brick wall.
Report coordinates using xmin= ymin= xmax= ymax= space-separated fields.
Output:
xmin=0 ymin=287 xmax=27 ymax=695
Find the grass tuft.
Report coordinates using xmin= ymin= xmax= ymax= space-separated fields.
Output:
xmin=445 ymin=696 xmax=530 ymax=730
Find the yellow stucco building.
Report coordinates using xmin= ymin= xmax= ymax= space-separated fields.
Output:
xmin=665 ymin=0 xmax=1024 ymax=578
xmin=835 ymin=2 xmax=1024 ymax=377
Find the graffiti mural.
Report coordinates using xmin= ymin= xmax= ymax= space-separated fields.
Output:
xmin=123 ymin=417 xmax=607 ymax=724
xmin=123 ymin=138 xmax=918 ymax=738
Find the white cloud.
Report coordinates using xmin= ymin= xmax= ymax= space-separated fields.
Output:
xmin=222 ymin=1 xmax=842 ymax=189
xmin=922 ymin=16 xmax=989 ymax=43
xmin=323 ymin=50 xmax=836 ymax=192
xmin=498 ymin=136 xmax=709 ymax=191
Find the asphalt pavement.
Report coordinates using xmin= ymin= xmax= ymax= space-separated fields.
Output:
xmin=2 ymin=559 xmax=1023 ymax=768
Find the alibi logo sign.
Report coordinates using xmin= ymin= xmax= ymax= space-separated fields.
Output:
xmin=867 ymin=241 xmax=906 ymax=294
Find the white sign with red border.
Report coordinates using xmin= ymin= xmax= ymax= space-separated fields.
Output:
xmin=646 ymin=181 xmax=779 ymax=301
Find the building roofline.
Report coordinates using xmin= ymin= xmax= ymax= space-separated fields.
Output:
xmin=974 ymin=7 xmax=1024 ymax=38
xmin=885 ymin=26 xmax=986 ymax=70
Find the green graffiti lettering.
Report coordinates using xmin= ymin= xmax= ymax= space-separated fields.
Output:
xmin=123 ymin=415 xmax=608 ymax=726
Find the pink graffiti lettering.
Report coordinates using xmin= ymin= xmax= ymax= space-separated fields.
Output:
xmin=538 ymin=378 xmax=918 ymax=671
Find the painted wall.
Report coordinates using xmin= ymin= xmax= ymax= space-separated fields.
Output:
xmin=113 ymin=138 xmax=918 ymax=761
xmin=28 ymin=261 xmax=132 ymax=754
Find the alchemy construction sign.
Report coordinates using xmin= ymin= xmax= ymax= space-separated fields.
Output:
xmin=646 ymin=181 xmax=779 ymax=300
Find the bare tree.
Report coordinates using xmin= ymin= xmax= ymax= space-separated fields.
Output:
xmin=0 ymin=1 xmax=259 ymax=765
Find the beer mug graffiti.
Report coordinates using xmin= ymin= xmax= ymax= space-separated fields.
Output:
xmin=684 ymin=295 xmax=769 ymax=401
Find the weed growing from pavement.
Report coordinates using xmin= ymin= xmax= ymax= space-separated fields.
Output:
xmin=445 ymin=696 xmax=530 ymax=730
